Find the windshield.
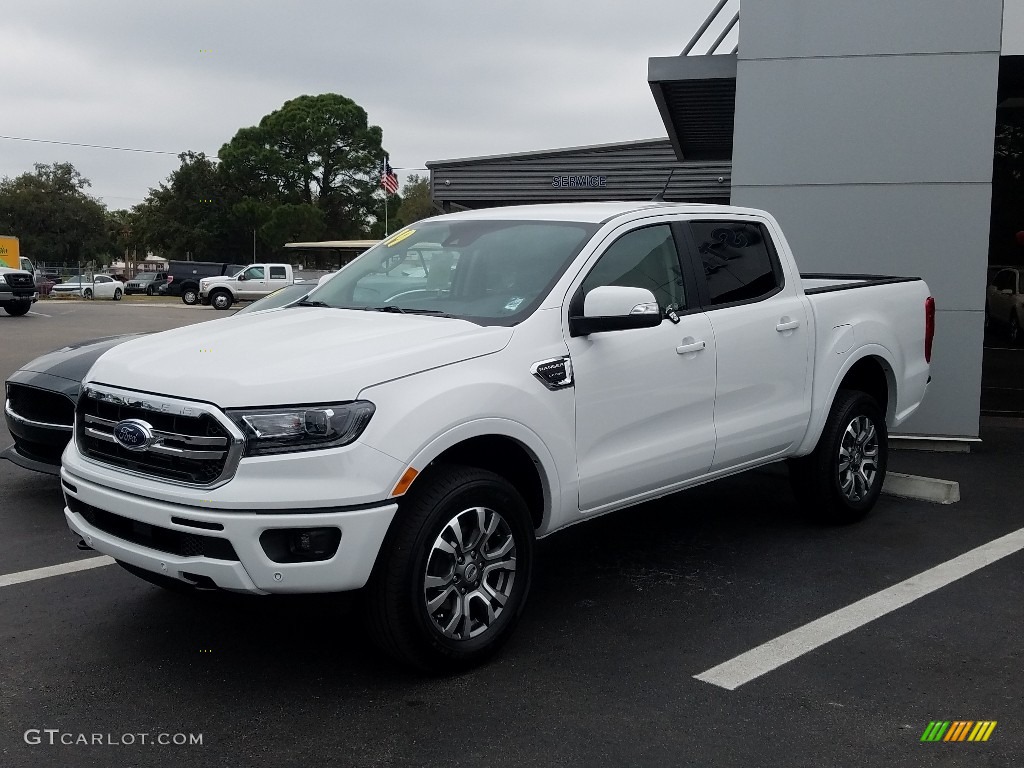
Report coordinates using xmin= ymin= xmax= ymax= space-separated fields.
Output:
xmin=305 ymin=219 xmax=597 ymax=325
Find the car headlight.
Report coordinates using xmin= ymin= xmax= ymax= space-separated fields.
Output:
xmin=227 ymin=401 xmax=375 ymax=456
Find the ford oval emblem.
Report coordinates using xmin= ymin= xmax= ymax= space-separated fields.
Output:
xmin=113 ymin=419 xmax=154 ymax=451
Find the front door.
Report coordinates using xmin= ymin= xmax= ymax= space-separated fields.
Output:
xmin=237 ymin=265 xmax=267 ymax=300
xmin=566 ymin=222 xmax=718 ymax=512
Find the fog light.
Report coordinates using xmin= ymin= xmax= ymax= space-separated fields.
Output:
xmin=259 ymin=527 xmax=341 ymax=563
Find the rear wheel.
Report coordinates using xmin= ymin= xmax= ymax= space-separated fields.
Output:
xmin=789 ymin=389 xmax=888 ymax=524
xmin=367 ymin=465 xmax=535 ymax=673
xmin=181 ymin=286 xmax=199 ymax=305
xmin=113 ymin=288 xmax=122 ymax=301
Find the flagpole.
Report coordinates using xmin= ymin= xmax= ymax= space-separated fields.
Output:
xmin=383 ymin=155 xmax=389 ymax=237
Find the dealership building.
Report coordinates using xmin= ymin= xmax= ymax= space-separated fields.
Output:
xmin=427 ymin=0 xmax=1024 ymax=443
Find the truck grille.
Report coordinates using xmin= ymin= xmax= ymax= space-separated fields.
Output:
xmin=3 ymin=272 xmax=34 ymax=289
xmin=7 ymin=383 xmax=76 ymax=427
xmin=67 ymin=496 xmax=239 ymax=561
xmin=76 ymin=385 xmax=243 ymax=487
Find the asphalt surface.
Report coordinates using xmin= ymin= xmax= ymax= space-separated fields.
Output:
xmin=1 ymin=300 xmax=1022 ymax=767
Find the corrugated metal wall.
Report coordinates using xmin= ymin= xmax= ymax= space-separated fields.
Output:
xmin=428 ymin=139 xmax=731 ymax=209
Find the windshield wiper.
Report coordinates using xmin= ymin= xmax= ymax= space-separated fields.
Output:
xmin=296 ymin=300 xmax=329 ymax=307
xmin=367 ymin=304 xmax=407 ymax=314
xmin=366 ymin=306 xmax=455 ymax=317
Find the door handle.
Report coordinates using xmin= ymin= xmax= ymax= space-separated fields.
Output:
xmin=776 ymin=318 xmax=801 ymax=332
xmin=676 ymin=340 xmax=706 ymax=355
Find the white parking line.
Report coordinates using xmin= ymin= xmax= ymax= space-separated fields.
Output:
xmin=27 ymin=311 xmax=51 ymax=317
xmin=0 ymin=556 xmax=114 ymax=589
xmin=694 ymin=527 xmax=1024 ymax=690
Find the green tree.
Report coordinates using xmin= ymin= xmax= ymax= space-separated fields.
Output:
xmin=395 ymin=175 xmax=437 ymax=227
xmin=133 ymin=151 xmax=231 ymax=260
xmin=218 ymin=94 xmax=387 ymax=238
xmin=0 ymin=162 xmax=109 ymax=266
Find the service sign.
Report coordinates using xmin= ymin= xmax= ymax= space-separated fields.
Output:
xmin=551 ymin=175 xmax=608 ymax=188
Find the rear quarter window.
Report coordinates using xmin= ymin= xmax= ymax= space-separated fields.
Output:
xmin=690 ymin=221 xmax=783 ymax=307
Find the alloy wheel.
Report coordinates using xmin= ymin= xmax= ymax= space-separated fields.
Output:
xmin=837 ymin=415 xmax=879 ymax=502
xmin=422 ymin=506 xmax=517 ymax=640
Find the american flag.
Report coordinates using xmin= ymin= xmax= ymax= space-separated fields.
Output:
xmin=381 ymin=161 xmax=399 ymax=195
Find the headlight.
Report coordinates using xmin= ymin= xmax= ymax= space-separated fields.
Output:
xmin=227 ymin=401 xmax=375 ymax=456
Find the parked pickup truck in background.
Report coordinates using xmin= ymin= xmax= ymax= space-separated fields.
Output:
xmin=159 ymin=260 xmax=248 ymax=305
xmin=0 ymin=266 xmax=38 ymax=316
xmin=61 ymin=202 xmax=933 ymax=672
xmin=199 ymin=263 xmax=296 ymax=310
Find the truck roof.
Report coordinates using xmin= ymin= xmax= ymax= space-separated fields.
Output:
xmin=438 ymin=201 xmax=771 ymax=224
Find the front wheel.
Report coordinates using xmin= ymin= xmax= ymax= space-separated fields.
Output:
xmin=2 ymin=301 xmax=31 ymax=316
xmin=146 ymin=285 xmax=155 ymax=296
xmin=113 ymin=288 xmax=122 ymax=301
xmin=83 ymin=288 xmax=93 ymax=300
xmin=788 ymin=389 xmax=888 ymax=524
xmin=366 ymin=465 xmax=535 ymax=673
xmin=211 ymin=291 xmax=233 ymax=310
xmin=1010 ymin=312 xmax=1021 ymax=346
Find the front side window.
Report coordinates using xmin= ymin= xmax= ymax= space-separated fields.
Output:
xmin=691 ymin=221 xmax=781 ymax=307
xmin=243 ymin=266 xmax=265 ymax=280
xmin=994 ymin=270 xmax=1016 ymax=293
xmin=306 ymin=219 xmax=598 ymax=325
xmin=580 ymin=225 xmax=685 ymax=311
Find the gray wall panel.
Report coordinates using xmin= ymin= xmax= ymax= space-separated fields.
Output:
xmin=740 ymin=0 xmax=1002 ymax=60
xmin=896 ymin=310 xmax=984 ymax=438
xmin=730 ymin=183 xmax=992 ymax=312
xmin=732 ymin=54 xmax=1000 ymax=186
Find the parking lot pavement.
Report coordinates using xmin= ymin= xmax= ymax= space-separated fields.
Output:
xmin=1 ymin=306 xmax=1022 ymax=767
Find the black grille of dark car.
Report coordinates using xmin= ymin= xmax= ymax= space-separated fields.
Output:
xmin=7 ymin=383 xmax=76 ymax=426
xmin=67 ymin=496 xmax=239 ymax=560
xmin=3 ymin=272 xmax=34 ymax=289
xmin=77 ymin=392 xmax=236 ymax=486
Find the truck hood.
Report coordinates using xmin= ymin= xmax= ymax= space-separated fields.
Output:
xmin=84 ymin=308 xmax=514 ymax=407
xmin=18 ymin=334 xmax=148 ymax=382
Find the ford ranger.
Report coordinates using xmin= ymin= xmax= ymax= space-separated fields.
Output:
xmin=60 ymin=202 xmax=934 ymax=671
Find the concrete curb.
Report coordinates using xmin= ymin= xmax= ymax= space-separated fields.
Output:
xmin=882 ymin=472 xmax=960 ymax=505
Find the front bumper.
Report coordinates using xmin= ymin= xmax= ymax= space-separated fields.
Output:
xmin=63 ymin=469 xmax=399 ymax=594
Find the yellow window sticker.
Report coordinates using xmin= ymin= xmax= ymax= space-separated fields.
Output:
xmin=384 ymin=229 xmax=416 ymax=248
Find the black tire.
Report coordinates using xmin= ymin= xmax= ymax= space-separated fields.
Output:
xmin=210 ymin=290 xmax=233 ymax=310
xmin=116 ymin=560 xmax=202 ymax=595
xmin=83 ymin=288 xmax=93 ymax=300
xmin=181 ymin=286 xmax=199 ymax=305
xmin=2 ymin=301 xmax=31 ymax=316
xmin=113 ymin=288 xmax=122 ymax=301
xmin=1010 ymin=312 xmax=1021 ymax=346
xmin=146 ymin=285 xmax=155 ymax=296
xmin=788 ymin=389 xmax=888 ymax=525
xmin=366 ymin=465 xmax=535 ymax=673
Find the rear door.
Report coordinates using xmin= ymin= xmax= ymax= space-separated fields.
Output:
xmin=565 ymin=220 xmax=717 ymax=511
xmin=681 ymin=218 xmax=812 ymax=470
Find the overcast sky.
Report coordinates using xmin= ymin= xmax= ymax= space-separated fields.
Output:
xmin=3 ymin=0 xmax=734 ymax=210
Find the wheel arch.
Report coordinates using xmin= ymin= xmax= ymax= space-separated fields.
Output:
xmin=397 ymin=421 xmax=558 ymax=532
xmin=797 ymin=348 xmax=897 ymax=456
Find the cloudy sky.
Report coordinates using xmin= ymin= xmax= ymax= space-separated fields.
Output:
xmin=3 ymin=0 xmax=734 ymax=210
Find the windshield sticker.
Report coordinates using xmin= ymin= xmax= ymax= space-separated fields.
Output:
xmin=504 ymin=297 xmax=525 ymax=312
xmin=384 ymin=229 xmax=416 ymax=248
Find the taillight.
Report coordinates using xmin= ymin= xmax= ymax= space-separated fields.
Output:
xmin=924 ymin=296 xmax=935 ymax=363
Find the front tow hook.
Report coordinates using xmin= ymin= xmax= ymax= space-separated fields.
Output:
xmin=76 ymin=538 xmax=94 ymax=552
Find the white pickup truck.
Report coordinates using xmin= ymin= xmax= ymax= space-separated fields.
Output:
xmin=61 ymin=202 xmax=933 ymax=671
xmin=199 ymin=263 xmax=296 ymax=310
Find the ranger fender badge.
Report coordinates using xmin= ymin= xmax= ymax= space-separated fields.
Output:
xmin=531 ymin=357 xmax=573 ymax=390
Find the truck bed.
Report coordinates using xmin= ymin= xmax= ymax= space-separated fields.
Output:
xmin=801 ymin=273 xmax=923 ymax=295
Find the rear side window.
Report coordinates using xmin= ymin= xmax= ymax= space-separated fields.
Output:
xmin=269 ymin=266 xmax=287 ymax=280
xmin=690 ymin=221 xmax=782 ymax=307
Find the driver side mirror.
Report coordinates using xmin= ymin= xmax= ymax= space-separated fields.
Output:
xmin=569 ymin=285 xmax=662 ymax=337
xmin=238 ymin=273 xmax=247 ymax=281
